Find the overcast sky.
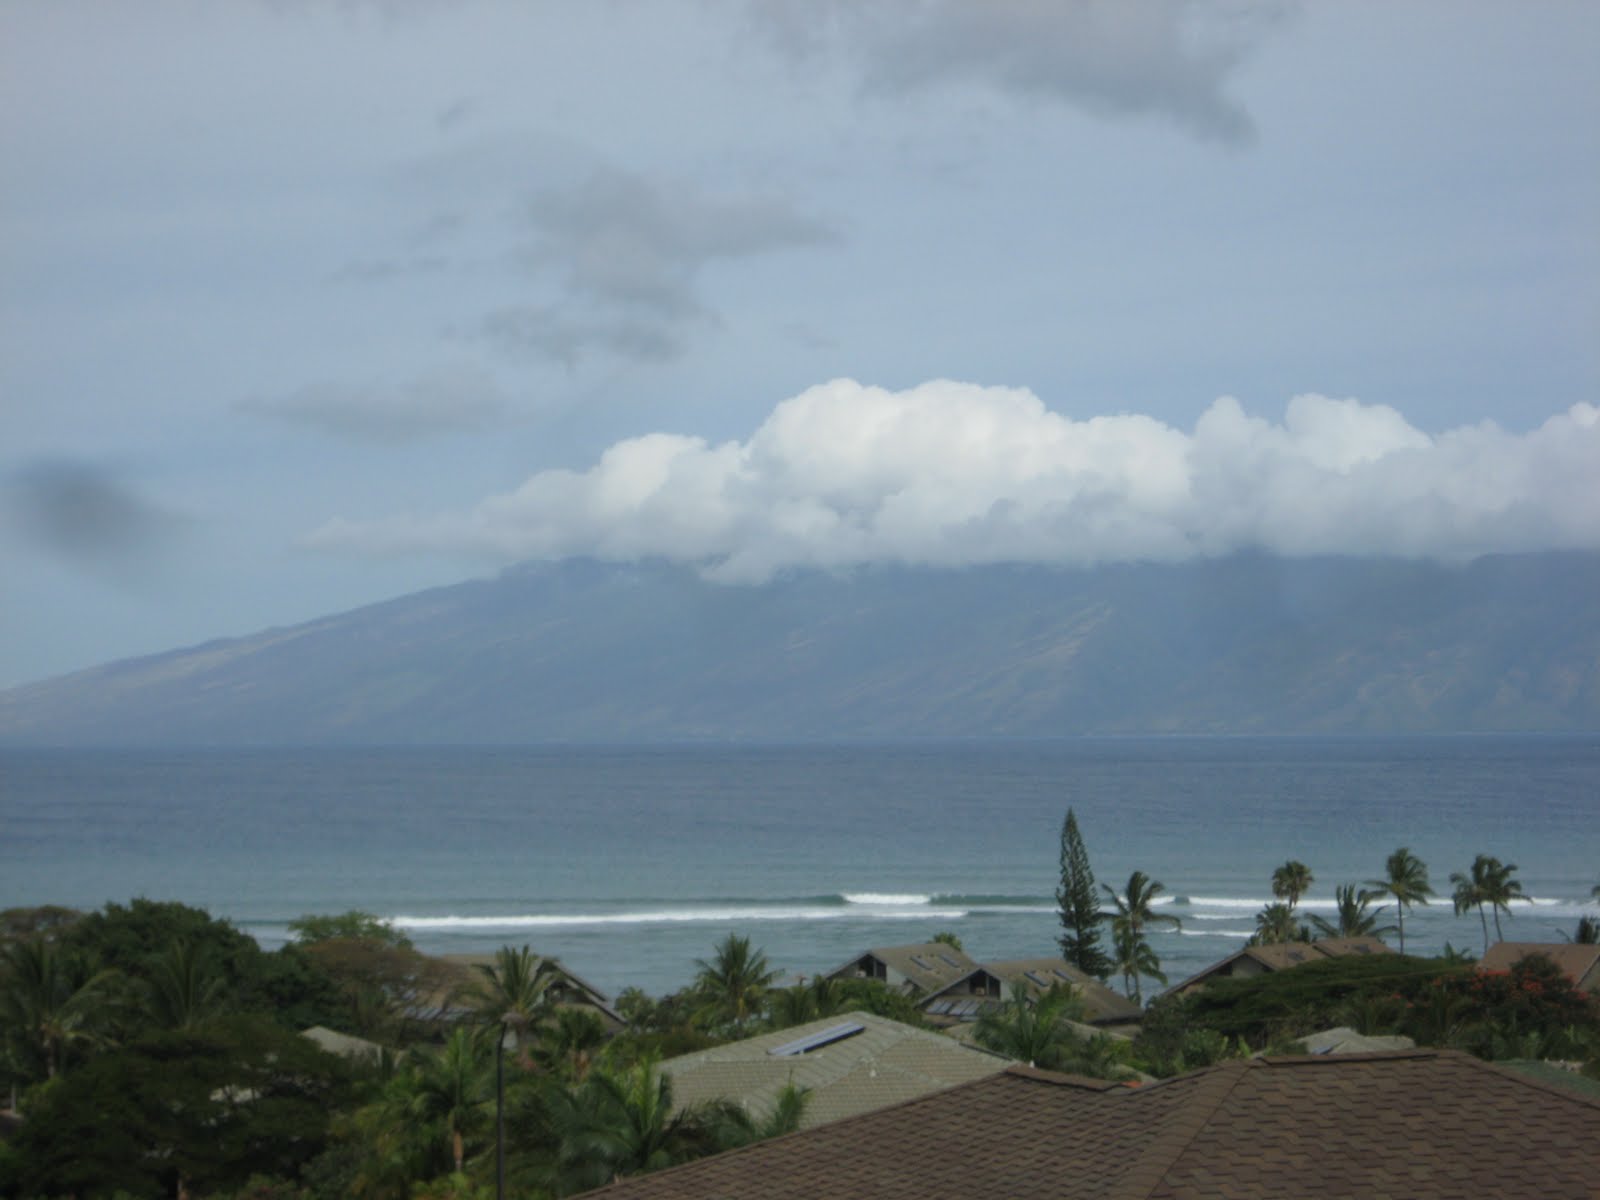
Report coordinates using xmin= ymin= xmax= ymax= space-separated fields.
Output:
xmin=3 ymin=0 xmax=1597 ymax=688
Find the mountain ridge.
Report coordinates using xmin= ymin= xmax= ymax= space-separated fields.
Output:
xmin=2 ymin=552 xmax=1595 ymax=745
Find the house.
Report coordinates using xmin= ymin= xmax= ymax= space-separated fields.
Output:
xmin=1480 ymin=941 xmax=1600 ymax=994
xmin=657 ymin=1010 xmax=1009 ymax=1131
xmin=577 ymin=1049 xmax=1600 ymax=1199
xmin=921 ymin=958 xmax=1143 ymax=1028
xmin=822 ymin=942 xmax=978 ymax=996
xmin=299 ymin=1025 xmax=388 ymax=1065
xmin=1164 ymin=936 xmax=1392 ymax=998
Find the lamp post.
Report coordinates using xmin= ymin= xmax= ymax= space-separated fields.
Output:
xmin=496 ymin=1019 xmax=506 ymax=1200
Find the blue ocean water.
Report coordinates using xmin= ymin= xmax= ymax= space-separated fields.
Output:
xmin=1 ymin=737 xmax=1596 ymax=999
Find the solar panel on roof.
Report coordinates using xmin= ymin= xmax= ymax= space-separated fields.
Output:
xmin=1052 ymin=968 xmax=1073 ymax=980
xmin=768 ymin=1022 xmax=866 ymax=1057
xmin=1024 ymin=970 xmax=1051 ymax=987
xmin=936 ymin=952 xmax=963 ymax=968
xmin=909 ymin=955 xmax=933 ymax=970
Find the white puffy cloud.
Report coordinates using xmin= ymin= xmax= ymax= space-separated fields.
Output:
xmin=304 ymin=379 xmax=1600 ymax=574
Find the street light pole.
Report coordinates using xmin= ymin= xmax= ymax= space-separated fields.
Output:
xmin=496 ymin=1020 xmax=506 ymax=1200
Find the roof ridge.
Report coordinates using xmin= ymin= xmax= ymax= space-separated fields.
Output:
xmin=1101 ymin=1058 xmax=1258 ymax=1200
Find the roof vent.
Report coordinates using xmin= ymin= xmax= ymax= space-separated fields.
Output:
xmin=769 ymin=1022 xmax=867 ymax=1057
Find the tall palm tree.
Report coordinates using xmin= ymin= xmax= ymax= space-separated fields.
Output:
xmin=1101 ymin=871 xmax=1182 ymax=941
xmin=692 ymin=934 xmax=778 ymax=1033
xmin=1361 ymin=848 xmax=1433 ymax=955
xmin=0 ymin=936 xmax=117 ymax=1080
xmin=1309 ymin=884 xmax=1397 ymax=941
xmin=1271 ymin=861 xmax=1314 ymax=910
xmin=1477 ymin=857 xmax=1524 ymax=943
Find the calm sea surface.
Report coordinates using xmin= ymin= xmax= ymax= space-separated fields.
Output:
xmin=2 ymin=737 xmax=1596 ymax=998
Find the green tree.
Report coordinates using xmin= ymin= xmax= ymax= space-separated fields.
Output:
xmin=0 ymin=936 xmax=118 ymax=1081
xmin=289 ymin=910 xmax=414 ymax=950
xmin=1361 ymin=847 xmax=1433 ymax=955
xmin=1270 ymin=861 xmax=1314 ymax=910
xmin=7 ymin=1016 xmax=349 ymax=1199
xmin=972 ymin=981 xmax=1085 ymax=1068
xmin=1450 ymin=855 xmax=1524 ymax=953
xmin=931 ymin=930 xmax=964 ymax=952
xmin=470 ymin=945 xmax=563 ymax=1050
xmin=396 ymin=1027 xmax=494 ymax=1175
xmin=1307 ymin=884 xmax=1396 ymax=941
xmin=1056 ymin=810 xmax=1112 ymax=980
xmin=691 ymin=934 xmax=779 ymax=1033
xmin=1109 ymin=923 xmax=1168 ymax=1006
xmin=532 ymin=1060 xmax=723 ymax=1196
xmin=147 ymin=938 xmax=230 ymax=1031
xmin=1250 ymin=903 xmax=1306 ymax=946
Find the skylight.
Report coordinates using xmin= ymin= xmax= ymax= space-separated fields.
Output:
xmin=768 ymin=1022 xmax=867 ymax=1057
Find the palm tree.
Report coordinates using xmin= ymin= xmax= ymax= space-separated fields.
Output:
xmin=0 ymin=936 xmax=117 ymax=1080
xmin=538 ymin=1060 xmax=720 ymax=1196
xmin=1271 ymin=861 xmax=1314 ymax=910
xmin=1101 ymin=871 xmax=1182 ymax=941
xmin=539 ymin=1006 xmax=607 ymax=1083
xmin=396 ymin=1026 xmax=495 ymax=1174
xmin=972 ymin=981 xmax=1085 ymax=1068
xmin=1308 ymin=884 xmax=1397 ymax=941
xmin=1361 ymin=848 xmax=1433 ymax=955
xmin=471 ymin=945 xmax=563 ymax=1045
xmin=1108 ymin=923 xmax=1167 ymax=1006
xmin=147 ymin=939 xmax=229 ymax=1031
xmin=691 ymin=934 xmax=778 ymax=1033
xmin=1251 ymin=902 xmax=1304 ymax=946
xmin=1450 ymin=856 xmax=1522 ymax=953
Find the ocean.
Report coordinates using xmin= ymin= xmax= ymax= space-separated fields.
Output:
xmin=2 ymin=736 xmax=1596 ymax=1000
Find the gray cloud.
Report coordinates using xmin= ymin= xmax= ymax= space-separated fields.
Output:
xmin=239 ymin=364 xmax=511 ymax=443
xmin=489 ymin=166 xmax=840 ymax=365
xmin=752 ymin=0 xmax=1270 ymax=145
xmin=7 ymin=460 xmax=185 ymax=570
xmin=304 ymin=381 xmax=1600 ymax=572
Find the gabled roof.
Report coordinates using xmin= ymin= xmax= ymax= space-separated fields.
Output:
xmin=580 ymin=1049 xmax=1600 ymax=1199
xmin=1166 ymin=935 xmax=1392 ymax=995
xmin=299 ymin=1025 xmax=387 ymax=1063
xmin=1480 ymin=941 xmax=1600 ymax=989
xmin=434 ymin=953 xmax=623 ymax=1025
xmin=822 ymin=942 xmax=978 ymax=994
xmin=658 ymin=1010 xmax=1008 ymax=1130
xmin=922 ymin=958 xmax=1143 ymax=1025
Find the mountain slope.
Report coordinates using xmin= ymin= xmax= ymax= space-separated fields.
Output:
xmin=2 ymin=553 xmax=1595 ymax=744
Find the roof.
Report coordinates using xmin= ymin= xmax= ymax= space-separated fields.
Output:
xmin=823 ymin=942 xmax=978 ymax=994
xmin=299 ymin=1025 xmax=387 ymax=1062
xmin=1290 ymin=1026 xmax=1415 ymax=1055
xmin=580 ymin=1049 xmax=1600 ymax=1199
xmin=1479 ymin=941 xmax=1600 ymax=988
xmin=922 ymin=958 xmax=1143 ymax=1025
xmin=658 ymin=1010 xmax=1009 ymax=1130
xmin=1167 ymin=935 xmax=1392 ymax=995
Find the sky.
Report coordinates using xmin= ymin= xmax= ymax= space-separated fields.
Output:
xmin=2 ymin=0 xmax=1598 ymax=688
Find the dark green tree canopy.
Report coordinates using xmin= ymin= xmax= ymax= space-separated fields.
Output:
xmin=1056 ymin=809 xmax=1112 ymax=980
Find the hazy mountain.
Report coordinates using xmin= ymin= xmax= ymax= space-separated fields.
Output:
xmin=2 ymin=553 xmax=1595 ymax=745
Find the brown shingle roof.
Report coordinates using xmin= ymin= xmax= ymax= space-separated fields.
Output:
xmin=578 ymin=1049 xmax=1600 ymax=1199
xmin=823 ymin=942 xmax=978 ymax=994
xmin=1167 ymin=935 xmax=1392 ymax=996
xmin=922 ymin=957 xmax=1143 ymax=1025
xmin=1480 ymin=941 xmax=1600 ymax=990
xmin=658 ymin=1011 xmax=1008 ymax=1130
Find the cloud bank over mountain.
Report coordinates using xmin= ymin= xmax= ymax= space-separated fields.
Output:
xmin=306 ymin=381 xmax=1600 ymax=578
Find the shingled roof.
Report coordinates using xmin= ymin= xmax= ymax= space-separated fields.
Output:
xmin=579 ymin=1049 xmax=1600 ymax=1199
xmin=1166 ymin=935 xmax=1392 ymax=997
xmin=658 ymin=1010 xmax=1009 ymax=1130
xmin=823 ymin=942 xmax=978 ymax=995
xmin=1480 ymin=941 xmax=1600 ymax=992
xmin=921 ymin=957 xmax=1144 ymax=1026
